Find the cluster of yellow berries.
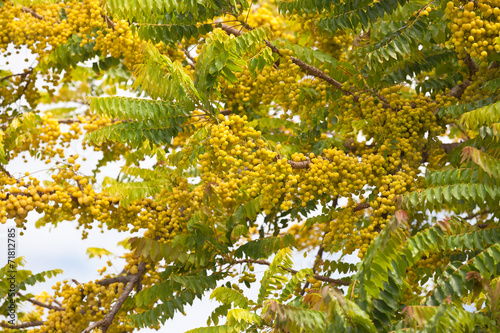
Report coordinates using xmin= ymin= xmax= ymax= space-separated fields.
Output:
xmin=193 ymin=114 xmax=423 ymax=259
xmin=223 ymin=49 xmax=328 ymax=123
xmin=287 ymin=221 xmax=326 ymax=250
xmin=297 ymin=18 xmax=353 ymax=59
xmin=338 ymin=86 xmax=447 ymax=169
xmin=36 ymin=280 xmax=133 ymax=333
xmin=445 ymin=0 xmax=500 ymax=61
xmin=405 ymin=252 xmax=450 ymax=296
xmin=314 ymin=32 xmax=352 ymax=59
xmin=0 ymin=0 xmax=190 ymax=110
xmin=244 ymin=6 xmax=287 ymax=38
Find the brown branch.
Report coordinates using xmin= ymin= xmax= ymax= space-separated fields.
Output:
xmin=448 ymin=54 xmax=478 ymax=99
xmin=181 ymin=45 xmax=196 ymax=68
xmin=219 ymin=23 xmax=391 ymax=109
xmin=219 ymin=23 xmax=344 ymax=92
xmin=232 ymin=259 xmax=350 ymax=286
xmin=101 ymin=14 xmax=116 ymax=30
xmin=0 ymin=321 xmax=44 ymax=329
xmin=465 ymin=210 xmax=491 ymax=228
xmin=0 ymin=164 xmax=12 ymax=178
xmin=488 ymin=61 xmax=499 ymax=71
xmin=353 ymin=202 xmax=370 ymax=212
xmin=300 ymin=245 xmax=325 ymax=295
xmin=96 ymin=275 xmax=136 ymax=287
xmin=21 ymin=7 xmax=44 ymax=20
xmin=441 ymin=141 xmax=462 ymax=154
xmin=219 ymin=23 xmax=242 ymax=36
xmin=17 ymin=292 xmax=64 ymax=311
xmin=81 ymin=262 xmax=147 ymax=333
xmin=287 ymin=160 xmax=310 ymax=169
xmin=0 ymin=69 xmax=33 ymax=83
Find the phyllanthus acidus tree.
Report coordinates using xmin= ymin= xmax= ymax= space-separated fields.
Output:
xmin=0 ymin=0 xmax=500 ymax=331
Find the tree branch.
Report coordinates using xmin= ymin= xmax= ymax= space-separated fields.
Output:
xmin=0 ymin=321 xmax=44 ymax=329
xmin=300 ymin=245 xmax=325 ymax=295
xmin=353 ymin=202 xmax=370 ymax=212
xmin=448 ymin=54 xmax=478 ymax=99
xmin=181 ymin=45 xmax=196 ymax=68
xmin=81 ymin=262 xmax=147 ymax=333
xmin=0 ymin=68 xmax=33 ymax=83
xmin=101 ymin=14 xmax=116 ymax=30
xmin=96 ymin=275 xmax=137 ymax=287
xmin=219 ymin=23 xmax=344 ymax=91
xmin=232 ymin=259 xmax=350 ymax=286
xmin=17 ymin=292 xmax=64 ymax=311
xmin=21 ymin=7 xmax=44 ymax=20
xmin=219 ymin=22 xmax=391 ymax=108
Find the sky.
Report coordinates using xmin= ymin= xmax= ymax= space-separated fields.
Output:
xmin=0 ymin=44 xmax=358 ymax=332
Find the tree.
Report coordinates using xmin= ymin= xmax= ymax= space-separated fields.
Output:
xmin=0 ymin=0 xmax=499 ymax=331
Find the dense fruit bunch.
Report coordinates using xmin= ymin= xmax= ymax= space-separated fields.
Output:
xmin=223 ymin=49 xmax=328 ymax=124
xmin=0 ymin=0 xmax=188 ymax=109
xmin=445 ymin=0 xmax=500 ymax=62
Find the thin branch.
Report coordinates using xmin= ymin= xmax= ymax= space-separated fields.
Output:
xmin=0 ymin=69 xmax=33 ymax=83
xmin=300 ymin=245 xmax=325 ymax=295
xmin=97 ymin=274 xmax=136 ymax=287
xmin=350 ymin=280 xmax=357 ymax=300
xmin=181 ymin=45 xmax=196 ymax=68
xmin=101 ymin=14 xmax=116 ymax=30
xmin=17 ymin=292 xmax=64 ymax=311
xmin=232 ymin=259 xmax=350 ymax=286
xmin=0 ymin=321 xmax=44 ymax=329
xmin=353 ymin=202 xmax=370 ymax=212
xmin=219 ymin=22 xmax=392 ymax=109
xmin=21 ymin=7 xmax=44 ymax=20
xmin=0 ymin=164 xmax=12 ymax=178
xmin=448 ymin=54 xmax=479 ymax=99
xmin=81 ymin=262 xmax=147 ymax=333
xmin=219 ymin=23 xmax=344 ymax=92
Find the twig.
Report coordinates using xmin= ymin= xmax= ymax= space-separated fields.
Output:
xmin=0 ymin=69 xmax=33 ymax=83
xmin=0 ymin=164 xmax=12 ymax=178
xmin=0 ymin=321 xmax=44 ymax=329
xmin=448 ymin=54 xmax=479 ymax=99
xmin=181 ymin=45 xmax=196 ymax=67
xmin=353 ymin=202 xmax=370 ymax=212
xmin=219 ymin=23 xmax=344 ymax=92
xmin=81 ymin=262 xmax=147 ymax=333
xmin=96 ymin=274 xmax=137 ymax=287
xmin=300 ymin=246 xmax=325 ymax=295
xmin=17 ymin=292 xmax=64 ymax=311
xmin=350 ymin=280 xmax=357 ymax=300
xmin=21 ymin=7 xmax=44 ymax=20
xmin=101 ymin=14 xmax=116 ymax=30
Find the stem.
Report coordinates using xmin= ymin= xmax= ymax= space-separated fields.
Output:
xmin=81 ymin=262 xmax=147 ymax=333
xmin=0 ymin=321 xmax=44 ymax=329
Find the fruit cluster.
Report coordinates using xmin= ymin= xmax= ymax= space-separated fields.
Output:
xmin=445 ymin=0 xmax=500 ymax=62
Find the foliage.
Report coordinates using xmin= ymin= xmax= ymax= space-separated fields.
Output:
xmin=0 ymin=0 xmax=500 ymax=331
